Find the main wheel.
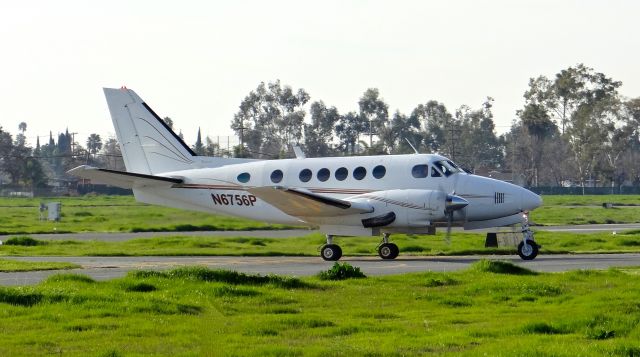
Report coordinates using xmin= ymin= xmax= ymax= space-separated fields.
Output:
xmin=517 ymin=241 xmax=539 ymax=260
xmin=321 ymin=244 xmax=342 ymax=261
xmin=378 ymin=243 xmax=399 ymax=260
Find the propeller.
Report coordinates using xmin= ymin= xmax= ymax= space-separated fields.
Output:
xmin=443 ymin=193 xmax=469 ymax=244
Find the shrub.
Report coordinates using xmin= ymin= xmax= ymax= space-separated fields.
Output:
xmin=318 ymin=262 xmax=366 ymax=281
xmin=4 ymin=236 xmax=45 ymax=246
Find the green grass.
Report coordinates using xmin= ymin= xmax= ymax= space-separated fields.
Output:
xmin=529 ymin=195 xmax=640 ymax=225
xmin=0 ymin=195 xmax=639 ymax=236
xmin=540 ymin=195 xmax=640 ymax=206
xmin=0 ymin=196 xmax=297 ymax=234
xmin=0 ymin=259 xmax=80 ymax=272
xmin=1 ymin=264 xmax=639 ymax=355
xmin=3 ymin=230 xmax=640 ymax=257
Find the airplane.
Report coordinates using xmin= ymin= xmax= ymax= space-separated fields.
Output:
xmin=69 ymin=87 xmax=543 ymax=261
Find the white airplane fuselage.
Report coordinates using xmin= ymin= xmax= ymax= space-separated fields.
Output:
xmin=135 ymin=153 xmax=541 ymax=236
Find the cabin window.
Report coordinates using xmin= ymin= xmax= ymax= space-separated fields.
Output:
xmin=237 ymin=172 xmax=251 ymax=183
xmin=431 ymin=166 xmax=442 ymax=177
xmin=299 ymin=169 xmax=312 ymax=182
xmin=335 ymin=167 xmax=348 ymax=181
xmin=317 ymin=168 xmax=330 ymax=182
xmin=270 ymin=169 xmax=283 ymax=183
xmin=372 ymin=165 xmax=386 ymax=179
xmin=353 ymin=166 xmax=366 ymax=180
xmin=412 ymin=164 xmax=428 ymax=178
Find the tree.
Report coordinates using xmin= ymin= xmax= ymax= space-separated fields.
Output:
xmin=453 ymin=98 xmax=503 ymax=172
xmin=505 ymin=102 xmax=560 ymax=186
xmin=380 ymin=111 xmax=421 ymax=154
xmin=304 ymin=101 xmax=339 ymax=157
xmin=86 ymin=133 xmax=103 ymax=156
xmin=335 ymin=111 xmax=367 ymax=155
xmin=102 ymin=137 xmax=125 ymax=170
xmin=231 ymin=80 xmax=310 ymax=158
xmin=410 ymin=101 xmax=453 ymax=154
xmin=358 ymin=88 xmax=389 ymax=152
xmin=162 ymin=117 xmax=174 ymax=129
xmin=192 ymin=128 xmax=205 ymax=155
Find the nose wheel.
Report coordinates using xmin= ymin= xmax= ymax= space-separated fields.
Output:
xmin=518 ymin=213 xmax=539 ymax=260
xmin=517 ymin=240 xmax=539 ymax=260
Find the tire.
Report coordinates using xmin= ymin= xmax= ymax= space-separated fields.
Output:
xmin=517 ymin=241 xmax=539 ymax=260
xmin=378 ymin=243 xmax=399 ymax=260
xmin=321 ymin=244 xmax=342 ymax=261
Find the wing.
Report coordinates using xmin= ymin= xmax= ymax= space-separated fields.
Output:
xmin=67 ymin=165 xmax=182 ymax=189
xmin=248 ymin=186 xmax=373 ymax=217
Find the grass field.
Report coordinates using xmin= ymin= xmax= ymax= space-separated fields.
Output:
xmin=0 ymin=262 xmax=639 ymax=356
xmin=2 ymin=229 xmax=640 ymax=257
xmin=0 ymin=196 xmax=296 ymax=235
xmin=0 ymin=259 xmax=79 ymax=272
xmin=0 ymin=194 xmax=639 ymax=236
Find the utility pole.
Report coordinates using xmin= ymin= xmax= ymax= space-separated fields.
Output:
xmin=70 ymin=132 xmax=78 ymax=156
xmin=447 ymin=122 xmax=461 ymax=161
xmin=237 ymin=121 xmax=246 ymax=158
xmin=367 ymin=120 xmax=377 ymax=154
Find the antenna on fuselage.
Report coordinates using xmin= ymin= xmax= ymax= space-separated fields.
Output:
xmin=404 ymin=138 xmax=419 ymax=154
xmin=292 ymin=146 xmax=306 ymax=159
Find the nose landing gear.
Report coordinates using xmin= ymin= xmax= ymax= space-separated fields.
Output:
xmin=377 ymin=233 xmax=399 ymax=260
xmin=517 ymin=214 xmax=539 ymax=260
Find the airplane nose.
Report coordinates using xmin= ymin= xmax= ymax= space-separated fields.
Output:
xmin=521 ymin=189 xmax=542 ymax=211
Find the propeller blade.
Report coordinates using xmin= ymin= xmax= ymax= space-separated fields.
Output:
xmin=443 ymin=194 xmax=467 ymax=245
xmin=445 ymin=211 xmax=452 ymax=245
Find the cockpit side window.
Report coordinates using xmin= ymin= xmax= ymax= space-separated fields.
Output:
xmin=433 ymin=160 xmax=460 ymax=177
xmin=431 ymin=166 xmax=442 ymax=177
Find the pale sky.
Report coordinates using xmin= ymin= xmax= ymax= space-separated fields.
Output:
xmin=1 ymin=0 xmax=638 ymax=148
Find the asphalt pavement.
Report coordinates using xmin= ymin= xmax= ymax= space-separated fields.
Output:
xmin=2 ymin=253 xmax=639 ymax=286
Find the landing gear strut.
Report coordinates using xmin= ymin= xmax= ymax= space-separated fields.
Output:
xmin=377 ymin=233 xmax=399 ymax=260
xmin=517 ymin=214 xmax=539 ymax=260
xmin=320 ymin=235 xmax=342 ymax=261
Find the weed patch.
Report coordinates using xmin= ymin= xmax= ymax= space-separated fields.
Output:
xmin=470 ymin=259 xmax=537 ymax=275
xmin=425 ymin=276 xmax=458 ymax=287
xmin=318 ymin=262 xmax=366 ymax=280
xmin=45 ymin=274 xmax=96 ymax=284
xmin=0 ymin=287 xmax=44 ymax=306
xmin=521 ymin=322 xmax=567 ymax=335
xmin=121 ymin=282 xmax=157 ymax=292
xmin=130 ymin=267 xmax=309 ymax=288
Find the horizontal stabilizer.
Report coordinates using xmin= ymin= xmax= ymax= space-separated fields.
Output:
xmin=67 ymin=165 xmax=182 ymax=189
xmin=248 ymin=186 xmax=373 ymax=217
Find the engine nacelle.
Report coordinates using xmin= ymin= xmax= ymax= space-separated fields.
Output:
xmin=352 ymin=189 xmax=448 ymax=228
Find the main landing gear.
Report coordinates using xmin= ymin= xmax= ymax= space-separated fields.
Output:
xmin=320 ymin=233 xmax=400 ymax=261
xmin=517 ymin=215 xmax=539 ymax=260
xmin=378 ymin=233 xmax=399 ymax=260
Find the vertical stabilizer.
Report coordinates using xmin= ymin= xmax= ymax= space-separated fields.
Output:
xmin=104 ymin=87 xmax=198 ymax=174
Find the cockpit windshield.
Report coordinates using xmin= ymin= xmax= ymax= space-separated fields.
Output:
xmin=433 ymin=160 xmax=461 ymax=177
